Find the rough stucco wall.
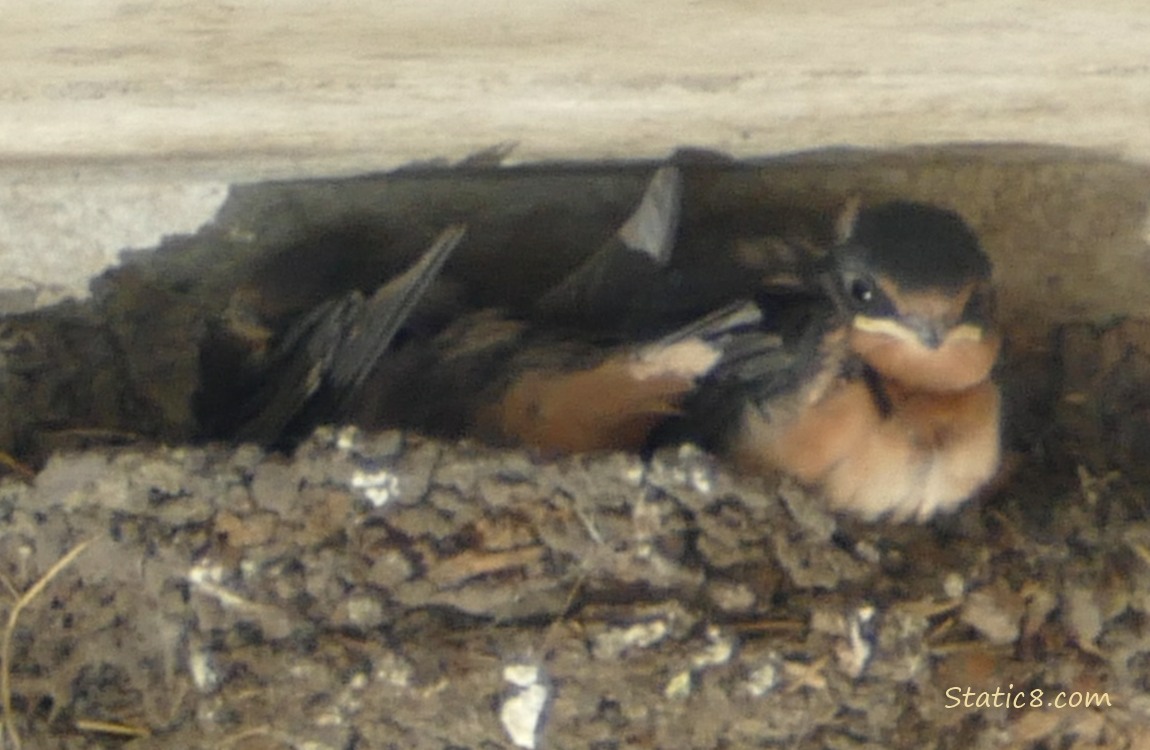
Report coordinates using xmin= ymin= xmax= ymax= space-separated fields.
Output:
xmin=1 ymin=0 xmax=1150 ymax=310
xmin=0 ymin=176 xmax=227 ymax=310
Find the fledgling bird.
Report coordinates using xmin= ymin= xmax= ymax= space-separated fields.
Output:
xmin=202 ymin=165 xmax=719 ymax=453
xmin=360 ymin=299 xmax=759 ymax=455
xmin=683 ymin=200 xmax=1002 ymax=521
xmin=355 ymin=166 xmax=752 ymax=454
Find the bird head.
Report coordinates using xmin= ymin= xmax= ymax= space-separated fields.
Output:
xmin=830 ymin=200 xmax=999 ymax=392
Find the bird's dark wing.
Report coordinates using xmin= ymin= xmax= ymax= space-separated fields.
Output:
xmin=534 ymin=166 xmax=685 ymax=337
xmin=327 ymin=225 xmax=466 ymax=397
xmin=232 ymin=225 xmax=466 ymax=446
xmin=647 ymin=297 xmax=835 ymax=455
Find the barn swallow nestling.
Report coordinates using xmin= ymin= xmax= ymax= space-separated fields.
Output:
xmin=358 ymin=299 xmax=759 ymax=456
xmin=687 ymin=200 xmax=1002 ymax=522
xmin=352 ymin=166 xmax=755 ymax=455
xmin=201 ymin=166 xmax=712 ymax=451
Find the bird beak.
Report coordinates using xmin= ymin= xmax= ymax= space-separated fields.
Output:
xmin=906 ymin=317 xmax=945 ymax=349
xmin=853 ymin=314 xmax=984 ymax=351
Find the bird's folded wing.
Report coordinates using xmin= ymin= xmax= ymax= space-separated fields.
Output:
xmin=235 ymin=225 xmax=466 ymax=445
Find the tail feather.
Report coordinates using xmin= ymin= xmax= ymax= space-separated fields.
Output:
xmin=329 ymin=225 xmax=466 ymax=394
xmin=535 ymin=166 xmax=682 ymax=335
xmin=234 ymin=225 xmax=466 ymax=445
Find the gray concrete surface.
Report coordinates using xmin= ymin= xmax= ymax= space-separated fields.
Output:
xmin=0 ymin=172 xmax=226 ymax=309
xmin=2 ymin=0 xmax=1149 ymax=305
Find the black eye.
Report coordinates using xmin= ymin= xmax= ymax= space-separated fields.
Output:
xmin=849 ymin=277 xmax=876 ymax=305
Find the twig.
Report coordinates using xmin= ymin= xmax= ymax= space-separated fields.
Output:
xmin=74 ymin=718 xmax=151 ymax=738
xmin=1 ymin=539 xmax=90 ymax=749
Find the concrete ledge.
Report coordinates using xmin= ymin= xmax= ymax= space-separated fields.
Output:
xmin=4 ymin=1 xmax=1150 ymax=174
